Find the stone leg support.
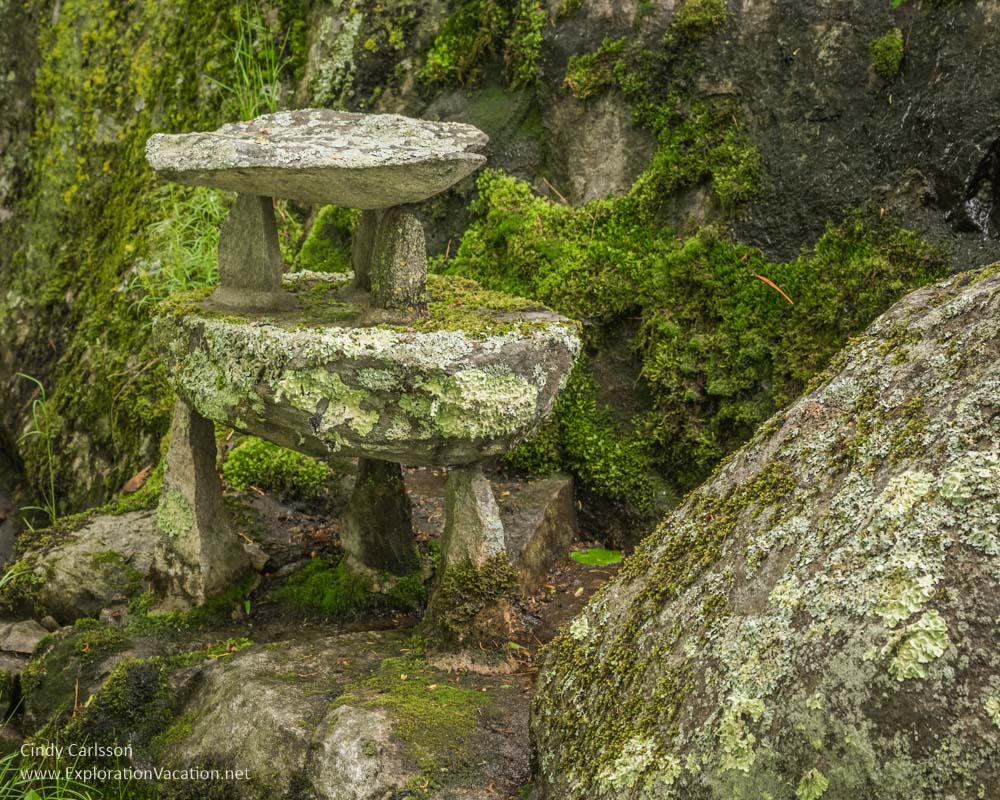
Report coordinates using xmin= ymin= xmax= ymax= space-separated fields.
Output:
xmin=341 ymin=458 xmax=419 ymax=576
xmin=155 ymin=399 xmax=250 ymax=606
xmin=208 ymin=192 xmax=296 ymax=311
xmin=352 ymin=209 xmax=379 ymax=291
xmin=369 ymin=205 xmax=427 ymax=308
xmin=441 ymin=463 xmax=506 ymax=566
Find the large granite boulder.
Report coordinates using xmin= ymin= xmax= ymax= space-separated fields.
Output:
xmin=531 ymin=267 xmax=1000 ymax=799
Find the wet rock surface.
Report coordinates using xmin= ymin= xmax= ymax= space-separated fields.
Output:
xmin=146 ymin=109 xmax=488 ymax=208
xmin=532 ymin=267 xmax=1000 ymax=799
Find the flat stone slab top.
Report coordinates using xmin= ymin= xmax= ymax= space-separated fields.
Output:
xmin=145 ymin=109 xmax=489 ymax=208
xmin=153 ymin=273 xmax=580 ymax=466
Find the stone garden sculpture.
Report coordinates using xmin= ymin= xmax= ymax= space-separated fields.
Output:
xmin=144 ymin=110 xmax=579 ymax=648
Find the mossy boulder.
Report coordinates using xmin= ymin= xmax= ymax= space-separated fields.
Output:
xmin=531 ymin=268 xmax=1000 ymax=799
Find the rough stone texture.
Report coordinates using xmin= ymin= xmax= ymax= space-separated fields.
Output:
xmin=501 ymin=474 xmax=577 ymax=595
xmin=154 ymin=278 xmax=580 ymax=467
xmin=0 ymin=619 xmax=48 ymax=655
xmin=145 ymin=109 xmax=488 ymax=209
xmin=155 ymin=400 xmax=251 ymax=607
xmin=0 ymin=651 xmax=26 ymax=718
xmin=341 ymin=458 xmax=419 ymax=577
xmin=352 ymin=209 xmax=380 ymax=291
xmin=210 ymin=193 xmax=294 ymax=312
xmin=531 ymin=268 xmax=1000 ymax=798
xmin=159 ymin=630 xmax=531 ymax=799
xmin=442 ymin=464 xmax=506 ymax=566
xmin=370 ymin=205 xmax=427 ymax=309
xmin=545 ymin=91 xmax=656 ymax=206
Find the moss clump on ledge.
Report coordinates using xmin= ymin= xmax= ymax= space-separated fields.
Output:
xmin=222 ymin=435 xmax=333 ymax=500
xmin=296 ymin=205 xmax=361 ymax=273
xmin=420 ymin=556 xmax=519 ymax=652
xmin=158 ymin=272 xmax=570 ymax=339
xmin=870 ymin=28 xmax=904 ymax=79
xmin=272 ymin=557 xmax=426 ymax=617
xmin=419 ymin=0 xmax=546 ymax=89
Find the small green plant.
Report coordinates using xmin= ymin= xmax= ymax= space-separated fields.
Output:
xmin=210 ymin=0 xmax=292 ymax=120
xmin=16 ymin=374 xmax=58 ymax=528
xmin=222 ymin=436 xmax=333 ymax=500
xmin=870 ymin=28 xmax=904 ymax=79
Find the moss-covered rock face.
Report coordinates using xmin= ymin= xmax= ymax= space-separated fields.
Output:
xmin=531 ymin=269 xmax=1000 ymax=799
xmin=154 ymin=273 xmax=580 ymax=466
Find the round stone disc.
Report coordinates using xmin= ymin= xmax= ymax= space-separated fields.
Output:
xmin=145 ymin=109 xmax=489 ymax=208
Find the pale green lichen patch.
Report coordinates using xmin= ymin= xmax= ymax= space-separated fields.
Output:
xmin=985 ymin=696 xmax=1000 ymax=729
xmin=156 ymin=488 xmax=193 ymax=539
xmin=796 ymin=768 xmax=829 ymax=800
xmin=275 ymin=368 xmax=379 ymax=437
xmin=718 ymin=696 xmax=765 ymax=773
xmin=884 ymin=609 xmax=950 ymax=681
xmin=417 ymin=369 xmax=538 ymax=440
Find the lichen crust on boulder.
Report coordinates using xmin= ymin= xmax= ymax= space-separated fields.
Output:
xmin=531 ymin=268 xmax=1000 ymax=799
xmin=145 ymin=109 xmax=489 ymax=208
xmin=154 ymin=274 xmax=580 ymax=466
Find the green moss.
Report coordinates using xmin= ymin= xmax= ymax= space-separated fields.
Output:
xmin=64 ymin=656 xmax=173 ymax=748
xmin=295 ymin=205 xmax=361 ymax=273
xmin=2 ymin=0 xmax=306 ymax=513
xmin=419 ymin=0 xmax=546 ymax=89
xmin=564 ymin=37 xmax=627 ymax=100
xmin=444 ymin=165 xmax=946 ymax=503
xmin=273 ymin=557 xmax=426 ymax=617
xmin=870 ymin=28 xmax=904 ymax=80
xmin=420 ymin=555 xmax=519 ymax=651
xmin=222 ymin=436 xmax=333 ymax=500
xmin=339 ymin=655 xmax=490 ymax=774
xmin=668 ymin=0 xmax=727 ymax=43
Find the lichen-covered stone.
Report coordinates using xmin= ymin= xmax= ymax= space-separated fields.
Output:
xmin=531 ymin=268 xmax=1000 ymax=799
xmin=153 ymin=276 xmax=580 ymax=466
xmin=145 ymin=109 xmax=488 ymax=208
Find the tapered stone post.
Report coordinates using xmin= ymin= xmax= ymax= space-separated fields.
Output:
xmin=154 ymin=399 xmax=251 ymax=607
xmin=341 ymin=458 xmax=419 ymax=576
xmin=423 ymin=463 xmax=518 ymax=657
xmin=370 ymin=206 xmax=427 ymax=308
xmin=207 ymin=193 xmax=296 ymax=312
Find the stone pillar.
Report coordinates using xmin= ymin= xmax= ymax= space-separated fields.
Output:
xmin=352 ymin=209 xmax=379 ymax=291
xmin=154 ymin=399 xmax=250 ymax=607
xmin=370 ymin=205 xmax=426 ymax=308
xmin=441 ymin=464 xmax=506 ymax=564
xmin=423 ymin=464 xmax=518 ymax=658
xmin=208 ymin=193 xmax=296 ymax=311
xmin=341 ymin=458 xmax=419 ymax=576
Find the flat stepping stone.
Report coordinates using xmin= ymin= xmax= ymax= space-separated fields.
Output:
xmin=146 ymin=109 xmax=488 ymax=208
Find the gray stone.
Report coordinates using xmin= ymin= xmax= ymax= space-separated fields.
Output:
xmin=501 ymin=474 xmax=578 ymax=595
xmin=370 ymin=205 xmax=427 ymax=309
xmin=154 ymin=400 xmax=251 ymax=608
xmin=306 ymin=705 xmax=405 ymax=800
xmin=341 ymin=458 xmax=418 ymax=576
xmin=30 ymin=511 xmax=159 ymax=622
xmin=145 ymin=109 xmax=488 ymax=209
xmin=154 ymin=273 xmax=580 ymax=467
xmin=442 ymin=464 xmax=506 ymax=566
xmin=351 ymin=209 xmax=379 ymax=291
xmin=208 ymin=193 xmax=295 ymax=312
xmin=0 ymin=619 xmax=48 ymax=654
xmin=531 ymin=269 xmax=1000 ymax=799
xmin=40 ymin=616 xmax=59 ymax=632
